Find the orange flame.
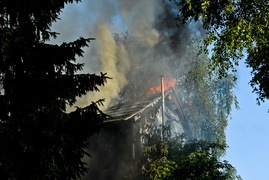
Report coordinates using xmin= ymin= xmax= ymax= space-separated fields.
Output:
xmin=148 ymin=78 xmax=176 ymax=99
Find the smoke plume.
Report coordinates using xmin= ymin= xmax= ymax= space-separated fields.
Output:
xmin=73 ymin=22 xmax=130 ymax=110
xmin=60 ymin=0 xmax=174 ymax=110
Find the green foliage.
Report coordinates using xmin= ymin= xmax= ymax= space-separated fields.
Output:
xmin=169 ymin=0 xmax=269 ymax=105
xmin=0 ymin=0 xmax=108 ymax=179
xmin=141 ymin=137 xmax=242 ymax=180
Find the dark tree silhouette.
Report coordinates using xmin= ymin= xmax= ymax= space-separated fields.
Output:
xmin=0 ymin=0 xmax=108 ymax=179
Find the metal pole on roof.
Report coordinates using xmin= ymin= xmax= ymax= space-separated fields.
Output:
xmin=161 ymin=76 xmax=165 ymax=140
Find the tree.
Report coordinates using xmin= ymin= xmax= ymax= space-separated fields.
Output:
xmin=170 ymin=0 xmax=269 ymax=106
xmin=173 ymin=36 xmax=237 ymax=149
xmin=141 ymin=137 xmax=242 ymax=180
xmin=0 ymin=0 xmax=108 ymax=179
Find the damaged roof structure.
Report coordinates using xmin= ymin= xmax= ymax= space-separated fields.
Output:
xmin=104 ymin=87 xmax=193 ymax=138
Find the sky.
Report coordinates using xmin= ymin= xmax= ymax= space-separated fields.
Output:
xmin=52 ymin=1 xmax=269 ymax=179
xmin=225 ymin=61 xmax=269 ymax=180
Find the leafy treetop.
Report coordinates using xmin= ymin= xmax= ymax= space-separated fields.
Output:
xmin=169 ymin=0 xmax=269 ymax=105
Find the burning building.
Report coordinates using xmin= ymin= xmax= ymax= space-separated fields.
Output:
xmin=83 ymin=78 xmax=193 ymax=180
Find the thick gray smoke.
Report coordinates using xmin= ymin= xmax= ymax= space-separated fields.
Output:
xmin=51 ymin=0 xmax=199 ymax=111
xmin=51 ymin=0 xmax=163 ymax=111
xmin=111 ymin=3 xmax=203 ymax=103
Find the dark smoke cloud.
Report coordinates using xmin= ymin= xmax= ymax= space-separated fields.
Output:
xmin=114 ymin=3 xmax=205 ymax=103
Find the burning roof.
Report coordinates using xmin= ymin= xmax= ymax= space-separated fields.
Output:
xmin=104 ymin=87 xmax=193 ymax=138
